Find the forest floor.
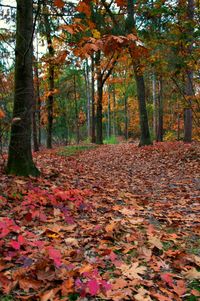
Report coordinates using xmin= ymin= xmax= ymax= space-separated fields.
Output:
xmin=0 ymin=141 xmax=200 ymax=301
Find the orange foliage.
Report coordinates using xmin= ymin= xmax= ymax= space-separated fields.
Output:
xmin=0 ymin=108 xmax=5 ymax=119
xmin=54 ymin=0 xmax=65 ymax=9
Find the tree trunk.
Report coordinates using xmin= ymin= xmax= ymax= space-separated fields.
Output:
xmin=134 ymin=71 xmax=152 ymax=146
xmin=84 ymin=59 xmax=91 ymax=139
xmin=126 ymin=0 xmax=152 ymax=146
xmin=35 ymin=39 xmax=41 ymax=146
xmin=74 ymin=74 xmax=80 ymax=144
xmin=91 ymin=54 xmax=96 ymax=143
xmin=107 ymin=91 xmax=111 ymax=138
xmin=32 ymin=98 xmax=39 ymax=151
xmin=184 ymin=70 xmax=193 ymax=142
xmin=156 ymin=77 xmax=163 ymax=142
xmin=96 ymin=51 xmax=103 ymax=144
xmin=44 ymin=12 xmax=54 ymax=149
xmin=6 ymin=0 xmax=39 ymax=176
xmin=112 ymin=84 xmax=117 ymax=137
xmin=124 ymin=94 xmax=128 ymax=140
xmin=33 ymin=58 xmax=39 ymax=152
xmin=183 ymin=0 xmax=194 ymax=142
xmin=152 ymin=73 xmax=157 ymax=138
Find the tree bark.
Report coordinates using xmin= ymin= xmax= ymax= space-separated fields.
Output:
xmin=152 ymin=73 xmax=157 ymax=138
xmin=124 ymin=93 xmax=128 ymax=140
xmin=126 ymin=0 xmax=152 ymax=146
xmin=44 ymin=12 xmax=54 ymax=149
xmin=156 ymin=77 xmax=163 ymax=142
xmin=32 ymin=97 xmax=39 ymax=151
xmin=134 ymin=71 xmax=152 ymax=146
xmin=35 ymin=38 xmax=41 ymax=146
xmin=96 ymin=50 xmax=103 ymax=144
xmin=32 ymin=57 xmax=39 ymax=152
xmin=91 ymin=54 xmax=96 ymax=143
xmin=6 ymin=0 xmax=39 ymax=176
xmin=107 ymin=90 xmax=111 ymax=138
xmin=183 ymin=0 xmax=194 ymax=142
xmin=84 ymin=59 xmax=91 ymax=139
xmin=74 ymin=74 xmax=80 ymax=144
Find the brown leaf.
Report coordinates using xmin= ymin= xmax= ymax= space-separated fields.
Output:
xmin=18 ymin=278 xmax=41 ymax=292
xmin=134 ymin=287 xmax=153 ymax=301
xmin=64 ymin=237 xmax=79 ymax=247
xmin=61 ymin=278 xmax=74 ymax=296
xmin=183 ymin=267 xmax=200 ymax=279
xmin=40 ymin=289 xmax=56 ymax=301
xmin=79 ymin=264 xmax=94 ymax=274
xmin=148 ymin=235 xmax=163 ymax=250
xmin=120 ymin=262 xmax=146 ymax=280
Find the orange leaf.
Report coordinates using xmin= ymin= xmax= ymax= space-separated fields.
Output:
xmin=18 ymin=278 xmax=41 ymax=292
xmin=79 ymin=264 xmax=94 ymax=274
xmin=61 ymin=278 xmax=74 ymax=296
xmin=0 ymin=108 xmax=5 ymax=119
xmin=54 ymin=0 xmax=65 ymax=9
xmin=76 ymin=1 xmax=91 ymax=17
xmin=40 ymin=289 xmax=58 ymax=301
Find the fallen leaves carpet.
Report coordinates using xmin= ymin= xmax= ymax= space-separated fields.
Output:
xmin=0 ymin=141 xmax=200 ymax=301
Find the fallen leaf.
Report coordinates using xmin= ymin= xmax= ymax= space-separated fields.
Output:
xmin=183 ymin=267 xmax=200 ymax=279
xmin=18 ymin=278 xmax=41 ymax=291
xmin=64 ymin=237 xmax=79 ymax=247
xmin=148 ymin=235 xmax=163 ymax=250
xmin=87 ymin=279 xmax=100 ymax=296
xmin=120 ymin=262 xmax=146 ymax=280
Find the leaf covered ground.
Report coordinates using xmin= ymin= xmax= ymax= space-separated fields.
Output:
xmin=0 ymin=141 xmax=200 ymax=301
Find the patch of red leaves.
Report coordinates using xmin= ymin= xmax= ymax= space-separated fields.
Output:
xmin=0 ymin=142 xmax=200 ymax=300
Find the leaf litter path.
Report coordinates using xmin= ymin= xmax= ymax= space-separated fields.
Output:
xmin=0 ymin=142 xmax=200 ymax=301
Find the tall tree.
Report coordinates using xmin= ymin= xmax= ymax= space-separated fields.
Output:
xmin=44 ymin=7 xmax=55 ymax=149
xmin=126 ymin=0 xmax=152 ymax=146
xmin=183 ymin=0 xmax=194 ymax=142
xmin=6 ymin=0 xmax=39 ymax=176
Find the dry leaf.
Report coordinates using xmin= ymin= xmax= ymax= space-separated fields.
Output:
xmin=40 ymin=289 xmax=56 ymax=301
xmin=134 ymin=287 xmax=153 ymax=301
xmin=79 ymin=264 xmax=94 ymax=274
xmin=120 ymin=262 xmax=146 ymax=280
xmin=18 ymin=278 xmax=41 ymax=291
xmin=183 ymin=267 xmax=200 ymax=279
xmin=148 ymin=235 xmax=163 ymax=249
xmin=105 ymin=221 xmax=119 ymax=233
xmin=64 ymin=237 xmax=79 ymax=247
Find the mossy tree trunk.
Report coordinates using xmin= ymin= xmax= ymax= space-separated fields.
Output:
xmin=6 ymin=0 xmax=39 ymax=176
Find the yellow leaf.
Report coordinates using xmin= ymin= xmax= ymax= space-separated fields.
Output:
xmin=92 ymin=29 xmax=101 ymax=39
xmin=47 ymin=233 xmax=60 ymax=239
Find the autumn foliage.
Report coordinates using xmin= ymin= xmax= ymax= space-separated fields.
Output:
xmin=0 ymin=142 xmax=200 ymax=300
